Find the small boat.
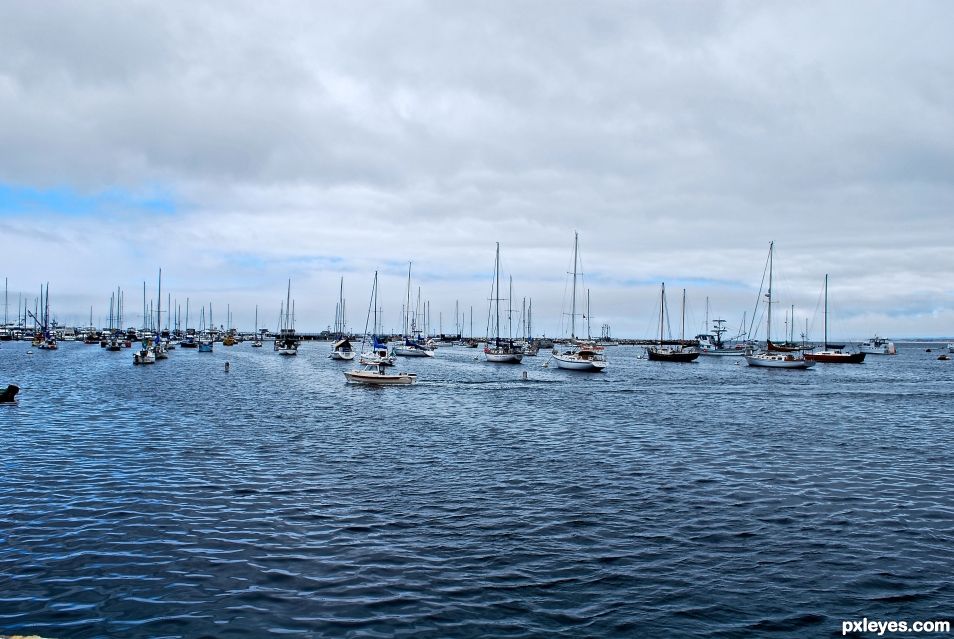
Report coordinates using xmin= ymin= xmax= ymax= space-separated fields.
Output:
xmin=804 ymin=275 xmax=866 ymax=364
xmin=948 ymin=343 xmax=954 ymax=353
xmin=133 ymin=340 xmax=156 ymax=364
xmin=345 ymin=362 xmax=417 ymax=385
xmin=484 ymin=243 xmax=523 ymax=364
xmin=746 ymin=242 xmax=814 ymax=370
xmin=329 ymin=337 xmax=355 ymax=360
xmin=252 ymin=305 xmax=263 ymax=347
xmin=360 ymin=337 xmax=396 ymax=367
xmin=646 ymin=284 xmax=699 ymax=363
xmin=552 ymin=232 xmax=607 ymax=372
xmin=859 ymin=335 xmax=897 ymax=355
xmin=275 ymin=280 xmax=299 ymax=356
xmin=938 ymin=354 xmax=950 ymax=361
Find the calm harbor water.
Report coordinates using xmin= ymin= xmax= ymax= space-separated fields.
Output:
xmin=1 ymin=340 xmax=952 ymax=638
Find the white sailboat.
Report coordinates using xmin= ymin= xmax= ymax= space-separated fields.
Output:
xmin=358 ymin=272 xmax=396 ymax=366
xmin=346 ymin=270 xmax=416 ymax=385
xmin=393 ymin=262 xmax=434 ymax=358
xmin=484 ymin=243 xmax=523 ymax=364
xmin=252 ymin=305 xmax=263 ymax=347
xmin=329 ymin=277 xmax=355 ymax=360
xmin=275 ymin=280 xmax=300 ymax=356
xmin=552 ymin=232 xmax=606 ymax=372
xmin=745 ymin=242 xmax=815 ymax=369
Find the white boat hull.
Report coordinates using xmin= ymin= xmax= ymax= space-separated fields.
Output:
xmin=553 ymin=353 xmax=607 ymax=371
xmin=745 ymin=354 xmax=815 ymax=369
xmin=329 ymin=351 xmax=355 ymax=360
xmin=344 ymin=370 xmax=417 ymax=385
xmin=485 ymin=351 xmax=523 ymax=363
xmin=278 ymin=348 xmax=298 ymax=356
xmin=393 ymin=346 xmax=434 ymax=357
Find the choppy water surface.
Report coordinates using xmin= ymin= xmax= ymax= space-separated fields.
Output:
xmin=1 ymin=341 xmax=952 ymax=638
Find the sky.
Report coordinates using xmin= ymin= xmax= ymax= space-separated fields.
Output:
xmin=1 ymin=1 xmax=952 ymax=339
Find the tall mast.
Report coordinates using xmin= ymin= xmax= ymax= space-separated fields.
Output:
xmin=405 ymin=262 xmax=412 ymax=336
xmin=528 ymin=298 xmax=532 ymax=340
xmin=659 ymin=283 xmax=665 ymax=344
xmin=824 ymin=273 xmax=829 ymax=348
xmin=157 ymin=269 xmax=162 ymax=335
xmin=373 ymin=272 xmax=378 ymax=335
xmin=286 ymin=279 xmax=292 ymax=332
xmin=470 ymin=305 xmax=473 ymax=340
xmin=508 ymin=275 xmax=513 ymax=341
xmin=681 ymin=288 xmax=686 ymax=342
xmin=570 ymin=231 xmax=578 ymax=339
xmin=587 ymin=288 xmax=591 ymax=341
xmin=765 ymin=241 xmax=775 ymax=348
xmin=495 ymin=242 xmax=501 ymax=345
xmin=185 ymin=298 xmax=190 ymax=332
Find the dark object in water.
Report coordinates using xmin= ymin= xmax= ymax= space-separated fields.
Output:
xmin=0 ymin=384 xmax=19 ymax=403
xmin=939 ymin=354 xmax=951 ymax=361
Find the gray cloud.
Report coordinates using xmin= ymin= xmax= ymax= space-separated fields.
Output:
xmin=0 ymin=0 xmax=952 ymax=337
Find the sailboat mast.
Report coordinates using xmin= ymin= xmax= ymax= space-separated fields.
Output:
xmin=681 ymin=288 xmax=686 ymax=342
xmin=659 ymin=283 xmax=665 ymax=344
xmin=508 ymin=275 xmax=513 ymax=341
xmin=824 ymin=273 xmax=829 ymax=347
xmin=495 ymin=242 xmax=501 ymax=346
xmin=373 ymin=273 xmax=378 ymax=335
xmin=587 ymin=288 xmax=591 ymax=341
xmin=570 ymin=231 xmax=578 ymax=339
xmin=285 ymin=279 xmax=292 ymax=332
xmin=767 ymin=241 xmax=773 ymax=344
xmin=157 ymin=269 xmax=162 ymax=335
xmin=405 ymin=262 xmax=412 ymax=336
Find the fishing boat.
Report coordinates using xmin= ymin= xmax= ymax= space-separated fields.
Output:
xmin=345 ymin=362 xmax=417 ymax=385
xmin=646 ymin=284 xmax=699 ymax=363
xmin=745 ymin=242 xmax=815 ymax=369
xmin=484 ymin=243 xmax=523 ymax=364
xmin=804 ymin=275 xmax=866 ymax=363
xmin=275 ymin=280 xmax=299 ymax=356
xmin=859 ymin=335 xmax=897 ymax=355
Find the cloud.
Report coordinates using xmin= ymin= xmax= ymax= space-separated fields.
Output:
xmin=0 ymin=1 xmax=952 ymax=337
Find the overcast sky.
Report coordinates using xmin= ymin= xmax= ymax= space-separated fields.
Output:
xmin=1 ymin=1 xmax=952 ymax=339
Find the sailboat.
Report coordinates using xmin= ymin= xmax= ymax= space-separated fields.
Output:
xmin=646 ymin=284 xmax=699 ymax=362
xmin=330 ymin=277 xmax=355 ymax=360
xmin=251 ymin=305 xmax=263 ymax=347
xmin=358 ymin=272 xmax=396 ymax=366
xmin=346 ymin=270 xmax=415 ymax=384
xmin=198 ymin=305 xmax=214 ymax=352
xmin=804 ymin=275 xmax=866 ymax=363
xmin=745 ymin=242 xmax=815 ymax=369
xmin=153 ymin=271 xmax=169 ymax=360
xmin=484 ymin=243 xmax=523 ymax=364
xmin=552 ymin=232 xmax=606 ymax=371
xmin=30 ymin=283 xmax=58 ymax=350
xmin=275 ymin=280 xmax=300 ymax=356
xmin=393 ymin=262 xmax=434 ymax=358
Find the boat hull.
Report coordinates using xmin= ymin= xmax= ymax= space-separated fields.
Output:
xmin=393 ymin=346 xmax=434 ymax=358
xmin=804 ymin=351 xmax=866 ymax=363
xmin=485 ymin=351 xmax=523 ymax=363
xmin=646 ymin=348 xmax=699 ymax=363
xmin=552 ymin=353 xmax=607 ymax=371
xmin=329 ymin=351 xmax=356 ymax=360
xmin=745 ymin=354 xmax=815 ymax=369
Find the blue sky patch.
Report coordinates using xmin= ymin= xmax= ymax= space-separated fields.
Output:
xmin=0 ymin=183 xmax=177 ymax=217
